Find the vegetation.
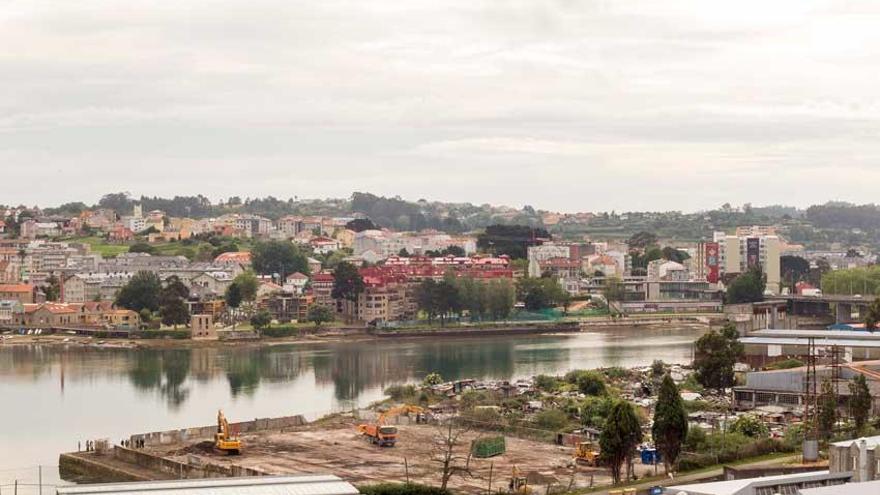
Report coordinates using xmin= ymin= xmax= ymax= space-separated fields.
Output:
xmin=250 ymin=309 xmax=273 ymax=330
xmin=817 ymin=378 xmax=837 ymax=440
xmin=359 ymin=484 xmax=449 ymax=495
xmin=476 ymin=225 xmax=549 ymax=259
xmin=251 ymin=240 xmax=310 ymax=278
xmin=517 ymin=277 xmax=569 ymax=311
xmin=729 ymin=415 xmax=770 ymax=438
xmin=116 ymin=271 xmax=163 ymax=313
xmin=307 ymin=305 xmax=334 ymax=327
xmin=726 ymin=267 xmax=766 ymax=304
xmin=422 ymin=372 xmax=444 ymax=387
xmin=694 ymin=323 xmax=743 ymax=392
xmin=765 ymin=358 xmax=804 ymax=370
xmin=332 ymin=262 xmax=365 ymax=306
xmin=849 ymin=374 xmax=873 ymax=434
xmin=652 ymin=375 xmax=688 ymax=473
xmin=822 ymin=266 xmax=880 ymax=296
xmin=600 ymin=400 xmax=644 ymax=484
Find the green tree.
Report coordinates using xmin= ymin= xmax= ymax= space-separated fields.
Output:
xmin=332 ymin=261 xmax=365 ymax=302
xmin=726 ymin=267 xmax=766 ymax=304
xmin=694 ymin=323 xmax=743 ymax=392
xmin=225 ymin=282 xmax=243 ymax=328
xmin=486 ymin=279 xmax=515 ymax=320
xmin=517 ymin=277 xmax=568 ymax=311
xmin=534 ymin=409 xmax=569 ymax=432
xmin=116 ymin=271 xmax=163 ymax=312
xmin=250 ymin=309 xmax=273 ymax=330
xmin=602 ymin=277 xmax=626 ymax=305
xmin=627 ymin=231 xmax=658 ymax=251
xmin=233 ymin=271 xmax=259 ymax=302
xmin=251 ymin=241 xmax=309 ymax=278
xmin=849 ymin=374 xmax=872 ymax=434
xmin=600 ymin=401 xmax=644 ymax=484
xmin=44 ymin=274 xmax=62 ymax=302
xmin=865 ymin=298 xmax=880 ymax=332
xmin=416 ymin=279 xmax=440 ymax=323
xmin=423 ymin=372 xmax=443 ymax=387
xmin=652 ymin=375 xmax=688 ymax=473
xmin=817 ymin=378 xmax=837 ymax=440
xmin=576 ymin=371 xmax=607 ymax=396
xmin=307 ymin=305 xmax=334 ymax=327
xmin=129 ymin=242 xmax=156 ymax=255
xmin=160 ymin=297 xmax=190 ymax=328
xmin=729 ymin=415 xmax=769 ymax=438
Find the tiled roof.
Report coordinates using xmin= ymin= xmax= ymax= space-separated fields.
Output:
xmin=0 ymin=284 xmax=33 ymax=293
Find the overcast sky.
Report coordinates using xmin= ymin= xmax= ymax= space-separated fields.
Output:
xmin=3 ymin=1 xmax=880 ymax=212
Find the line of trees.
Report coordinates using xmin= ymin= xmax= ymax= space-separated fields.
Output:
xmin=415 ymin=275 xmax=516 ymax=325
xmin=115 ymin=272 xmax=192 ymax=328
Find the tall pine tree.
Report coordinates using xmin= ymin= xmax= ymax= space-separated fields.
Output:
xmin=652 ymin=374 xmax=688 ymax=473
xmin=600 ymin=401 xmax=644 ymax=484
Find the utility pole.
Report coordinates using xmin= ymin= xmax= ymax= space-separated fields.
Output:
xmin=39 ymin=466 xmax=42 ymax=495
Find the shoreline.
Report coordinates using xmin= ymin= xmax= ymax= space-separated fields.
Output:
xmin=1 ymin=316 xmax=713 ymax=350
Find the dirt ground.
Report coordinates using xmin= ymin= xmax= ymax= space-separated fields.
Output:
xmin=151 ymin=416 xmax=654 ymax=494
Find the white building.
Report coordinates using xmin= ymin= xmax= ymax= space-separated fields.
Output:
xmin=713 ymin=232 xmax=782 ymax=294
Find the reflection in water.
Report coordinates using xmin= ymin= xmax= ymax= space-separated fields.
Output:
xmin=0 ymin=326 xmax=705 ymax=486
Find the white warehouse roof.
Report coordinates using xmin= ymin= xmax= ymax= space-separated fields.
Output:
xmin=56 ymin=476 xmax=360 ymax=495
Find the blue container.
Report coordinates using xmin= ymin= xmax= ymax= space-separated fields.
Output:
xmin=640 ymin=448 xmax=661 ymax=465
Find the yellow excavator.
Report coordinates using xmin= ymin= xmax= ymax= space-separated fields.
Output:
xmin=574 ymin=441 xmax=600 ymax=466
xmin=215 ymin=410 xmax=242 ymax=455
xmin=509 ymin=466 xmax=529 ymax=494
xmin=357 ymin=405 xmax=426 ymax=447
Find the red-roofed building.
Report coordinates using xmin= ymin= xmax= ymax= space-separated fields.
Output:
xmin=214 ymin=251 xmax=252 ymax=266
xmin=309 ymin=236 xmax=341 ymax=255
xmin=0 ymin=284 xmax=35 ymax=304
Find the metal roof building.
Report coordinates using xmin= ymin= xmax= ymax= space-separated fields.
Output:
xmin=56 ymin=476 xmax=360 ymax=495
xmin=799 ymin=479 xmax=880 ymax=495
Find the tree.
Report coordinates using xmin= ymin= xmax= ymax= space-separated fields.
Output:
xmin=416 ymin=279 xmax=440 ymax=323
xmin=486 ymin=279 xmax=515 ymax=320
xmin=729 ymin=415 xmax=769 ymax=438
xmin=517 ymin=277 xmax=568 ymax=311
xmin=232 ymin=272 xmax=259 ymax=302
xmin=397 ymin=248 xmax=411 ymax=257
xmin=250 ymin=309 xmax=272 ymax=330
xmin=116 ymin=271 xmax=163 ymax=312
xmin=602 ymin=277 xmax=626 ymax=305
xmin=661 ymin=246 xmax=689 ymax=264
xmin=129 ymin=242 xmax=156 ymax=255
xmin=160 ymin=297 xmax=190 ymax=328
xmin=160 ymin=275 xmax=190 ymax=303
xmin=44 ymin=274 xmax=62 ymax=302
xmin=626 ymin=231 xmax=658 ymax=251
xmin=694 ymin=323 xmax=743 ymax=392
xmin=600 ymin=401 xmax=644 ymax=484
xmin=345 ymin=218 xmax=377 ymax=233
xmin=307 ymin=305 xmax=334 ymax=327
xmin=726 ymin=267 xmax=766 ymax=304
xmin=251 ymin=241 xmax=309 ymax=278
xmin=332 ymin=261 xmax=364 ymax=301
xmin=817 ymin=378 xmax=837 ymax=440
xmin=476 ymin=224 xmax=549 ymax=259
xmin=781 ymin=255 xmax=811 ymax=288
xmin=652 ymin=375 xmax=688 ymax=473
xmin=575 ymin=371 xmax=607 ymax=396
xmin=849 ymin=374 xmax=872 ymax=434
xmin=225 ymin=282 xmax=244 ymax=329
xmin=423 ymin=372 xmax=443 ymax=387
xmin=866 ymin=298 xmax=880 ymax=332
xmin=430 ymin=419 xmax=473 ymax=491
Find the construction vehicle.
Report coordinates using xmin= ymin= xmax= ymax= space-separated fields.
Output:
xmin=574 ymin=441 xmax=600 ymax=466
xmin=215 ymin=410 xmax=242 ymax=455
xmin=509 ymin=466 xmax=529 ymax=494
xmin=357 ymin=405 xmax=426 ymax=447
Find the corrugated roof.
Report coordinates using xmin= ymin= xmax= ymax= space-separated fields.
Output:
xmin=799 ymin=479 xmax=880 ymax=495
xmin=667 ymin=470 xmax=837 ymax=495
xmin=56 ymin=475 xmax=359 ymax=495
xmin=742 ymin=337 xmax=880 ymax=348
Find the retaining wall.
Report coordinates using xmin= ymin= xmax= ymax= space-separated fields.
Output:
xmin=113 ymin=446 xmax=266 ymax=479
xmin=130 ymin=414 xmax=307 ymax=447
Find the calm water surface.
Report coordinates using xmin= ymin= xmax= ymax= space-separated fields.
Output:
xmin=0 ymin=326 xmax=704 ymax=492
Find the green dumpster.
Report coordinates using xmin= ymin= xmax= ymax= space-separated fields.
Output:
xmin=471 ymin=436 xmax=506 ymax=458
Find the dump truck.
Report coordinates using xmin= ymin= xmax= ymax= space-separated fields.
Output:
xmin=357 ymin=405 xmax=426 ymax=447
xmin=215 ymin=410 xmax=242 ymax=455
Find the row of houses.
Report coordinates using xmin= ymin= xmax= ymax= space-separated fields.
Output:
xmin=0 ymin=301 xmax=140 ymax=329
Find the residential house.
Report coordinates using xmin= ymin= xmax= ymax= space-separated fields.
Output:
xmin=310 ymin=273 xmax=336 ymax=308
xmin=0 ymin=300 xmax=23 ymax=325
xmin=0 ymin=284 xmax=34 ymax=303
xmin=190 ymin=272 xmax=234 ymax=298
xmin=284 ymin=272 xmax=309 ymax=294
xmin=309 ymin=236 xmax=341 ymax=254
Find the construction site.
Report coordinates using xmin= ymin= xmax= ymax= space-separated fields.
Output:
xmin=59 ymin=410 xmax=623 ymax=494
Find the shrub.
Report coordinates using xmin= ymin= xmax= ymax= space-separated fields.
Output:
xmin=534 ymin=374 xmax=560 ymax=392
xmin=581 ymin=395 xmax=615 ymax=428
xmin=576 ymin=371 xmax=607 ymax=396
xmin=729 ymin=415 xmax=770 ymax=438
xmin=359 ymin=484 xmax=450 ymax=495
xmin=534 ymin=409 xmax=569 ymax=432
xmin=260 ymin=326 xmax=300 ymax=338
xmin=766 ymin=359 xmax=804 ymax=370
xmin=384 ymin=384 xmax=417 ymax=401
xmin=134 ymin=330 xmax=190 ymax=340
